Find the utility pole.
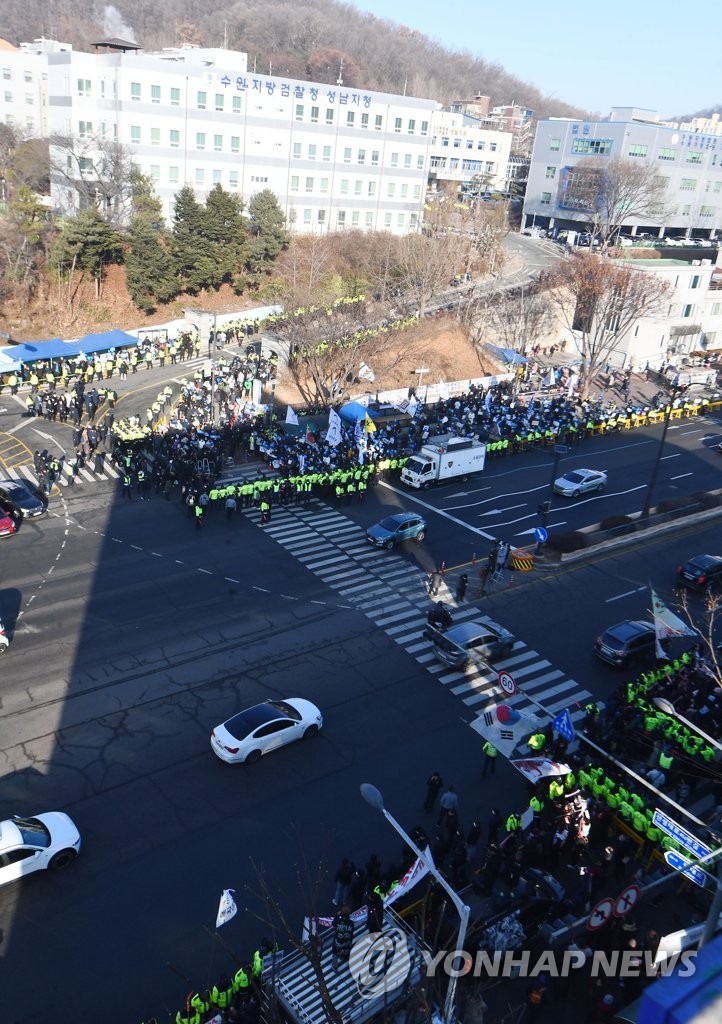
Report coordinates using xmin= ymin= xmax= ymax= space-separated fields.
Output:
xmin=641 ymin=383 xmax=679 ymax=518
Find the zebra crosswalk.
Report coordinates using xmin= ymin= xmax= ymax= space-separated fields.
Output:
xmin=15 ymin=456 xmax=124 ymax=490
xmin=249 ymin=501 xmax=593 ymax=756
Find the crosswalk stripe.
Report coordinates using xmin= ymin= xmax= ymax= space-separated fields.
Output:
xmin=238 ymin=500 xmax=596 ymax=754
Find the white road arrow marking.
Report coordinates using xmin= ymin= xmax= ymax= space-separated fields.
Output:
xmin=479 ymin=504 xmax=527 ymax=516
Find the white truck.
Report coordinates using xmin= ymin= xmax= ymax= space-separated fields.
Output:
xmin=400 ymin=433 xmax=486 ymax=489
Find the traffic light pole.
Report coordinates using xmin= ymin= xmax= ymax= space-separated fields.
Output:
xmin=537 ymin=443 xmax=567 ymax=534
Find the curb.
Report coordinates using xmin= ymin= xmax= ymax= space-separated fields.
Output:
xmin=533 ymin=503 xmax=722 ymax=571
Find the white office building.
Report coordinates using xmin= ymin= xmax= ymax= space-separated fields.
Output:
xmin=523 ymin=108 xmax=722 ymax=240
xmin=41 ymin=42 xmax=438 ymax=234
xmin=551 ymin=255 xmax=721 ymax=370
xmin=0 ymin=37 xmax=71 ymax=138
xmin=428 ymin=108 xmax=512 ymax=195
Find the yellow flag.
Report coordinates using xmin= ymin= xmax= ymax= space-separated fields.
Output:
xmin=364 ymin=413 xmax=376 ymax=433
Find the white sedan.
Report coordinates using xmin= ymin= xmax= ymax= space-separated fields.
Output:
xmin=553 ymin=468 xmax=608 ymax=498
xmin=211 ymin=698 xmax=323 ymax=764
xmin=0 ymin=812 xmax=81 ymax=887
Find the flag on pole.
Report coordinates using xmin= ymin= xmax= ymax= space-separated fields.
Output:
xmin=325 ymin=408 xmax=343 ymax=447
xmin=364 ymin=413 xmax=376 ymax=433
xmin=407 ymin=396 xmax=419 ymax=418
xmin=285 ymin=406 xmax=299 ymax=426
xmin=216 ymin=889 xmax=238 ymax=928
xmin=485 ymin=389 xmax=493 ymax=412
xmin=354 ymin=419 xmax=364 ymax=444
xmin=650 ymin=587 xmax=697 ymax=660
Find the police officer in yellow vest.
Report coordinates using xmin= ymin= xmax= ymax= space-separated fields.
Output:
xmin=659 ymin=749 xmax=674 ymax=772
xmin=233 ymin=964 xmax=250 ymax=993
xmin=482 ymin=740 xmax=498 ymax=776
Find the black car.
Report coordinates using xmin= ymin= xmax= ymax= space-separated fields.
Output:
xmin=0 ymin=479 xmax=48 ymax=518
xmin=594 ymin=619 xmax=656 ymax=668
xmin=677 ymin=554 xmax=722 ymax=593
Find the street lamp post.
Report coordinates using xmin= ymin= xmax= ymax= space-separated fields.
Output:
xmin=640 ymin=385 xmax=679 ymax=518
xmin=360 ymin=784 xmax=470 ymax=1024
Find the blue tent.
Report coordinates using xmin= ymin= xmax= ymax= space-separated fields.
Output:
xmin=1 ymin=339 xmax=75 ymax=363
xmin=73 ymin=329 xmax=138 ymax=355
xmin=486 ymin=344 xmax=528 ymax=366
xmin=0 ymin=348 xmax=22 ymax=372
xmin=339 ymin=401 xmax=379 ymax=422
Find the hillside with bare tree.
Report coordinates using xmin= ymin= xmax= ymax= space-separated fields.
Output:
xmin=2 ymin=0 xmax=584 ymax=118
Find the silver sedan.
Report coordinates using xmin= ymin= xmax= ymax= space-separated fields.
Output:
xmin=553 ymin=468 xmax=608 ymax=498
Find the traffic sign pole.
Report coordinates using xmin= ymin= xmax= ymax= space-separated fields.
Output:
xmin=498 ymin=671 xmax=517 ymax=697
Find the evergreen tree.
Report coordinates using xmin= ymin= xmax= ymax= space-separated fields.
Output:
xmin=170 ymin=185 xmax=209 ymax=293
xmin=204 ymin=182 xmax=247 ymax=287
xmin=126 ymin=217 xmax=177 ymax=313
xmin=245 ymin=189 xmax=288 ymax=278
xmin=125 ymin=171 xmax=176 ymax=312
xmin=130 ymin=167 xmax=165 ymax=228
xmin=9 ymin=185 xmax=50 ymax=247
xmin=50 ymin=208 xmax=123 ymax=298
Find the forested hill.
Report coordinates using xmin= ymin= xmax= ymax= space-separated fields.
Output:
xmin=2 ymin=0 xmax=584 ymax=118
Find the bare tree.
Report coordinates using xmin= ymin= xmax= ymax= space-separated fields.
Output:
xmin=544 ymin=252 xmax=671 ymax=397
xmin=281 ymin=299 xmax=407 ymax=405
xmin=49 ymin=134 xmax=133 ymax=228
xmin=464 ymin=284 xmax=551 ymax=362
xmin=272 ymin=235 xmax=338 ymax=309
xmin=675 ymin=591 xmax=722 ymax=689
xmin=565 ymin=157 xmax=671 ymax=249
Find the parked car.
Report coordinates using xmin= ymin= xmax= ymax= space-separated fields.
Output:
xmin=429 ymin=618 xmax=515 ymax=669
xmin=553 ymin=468 xmax=608 ymax=498
xmin=211 ymin=698 xmax=323 ymax=764
xmin=366 ymin=512 xmax=427 ymax=549
xmin=0 ymin=500 xmax=20 ymax=538
xmin=0 ymin=478 xmax=48 ymax=518
xmin=677 ymin=554 xmax=722 ymax=593
xmin=0 ymin=812 xmax=81 ymax=887
xmin=594 ymin=619 xmax=656 ymax=667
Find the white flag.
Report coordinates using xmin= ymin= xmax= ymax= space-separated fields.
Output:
xmin=216 ymin=888 xmax=238 ymax=928
xmin=651 ymin=587 xmax=697 ymax=660
xmin=325 ymin=407 xmax=343 ymax=448
xmin=285 ymin=406 xmax=299 ymax=426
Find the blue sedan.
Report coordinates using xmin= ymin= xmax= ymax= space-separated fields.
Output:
xmin=366 ymin=512 xmax=427 ymax=550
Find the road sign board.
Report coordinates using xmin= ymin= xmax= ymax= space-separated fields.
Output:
xmin=587 ymin=897 xmax=614 ymax=931
xmin=534 ymin=526 xmax=548 ymax=543
xmin=552 ymin=708 xmax=575 ymax=743
xmin=498 ymin=671 xmax=517 ymax=697
xmin=665 ymin=850 xmax=713 ymax=889
xmin=653 ymin=809 xmax=712 ymax=860
xmin=613 ymin=884 xmax=640 ymax=918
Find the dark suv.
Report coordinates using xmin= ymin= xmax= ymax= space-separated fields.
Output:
xmin=594 ymin=619 xmax=656 ymax=668
xmin=677 ymin=554 xmax=722 ymax=593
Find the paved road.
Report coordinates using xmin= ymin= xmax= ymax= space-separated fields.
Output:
xmin=1 ymin=345 xmax=721 ymax=1021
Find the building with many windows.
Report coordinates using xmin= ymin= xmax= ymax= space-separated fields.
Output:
xmin=0 ymin=37 xmax=71 ymax=138
xmin=523 ymin=108 xmax=722 ymax=240
xmin=427 ymin=107 xmax=512 ymax=195
xmin=39 ymin=42 xmax=438 ymax=234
